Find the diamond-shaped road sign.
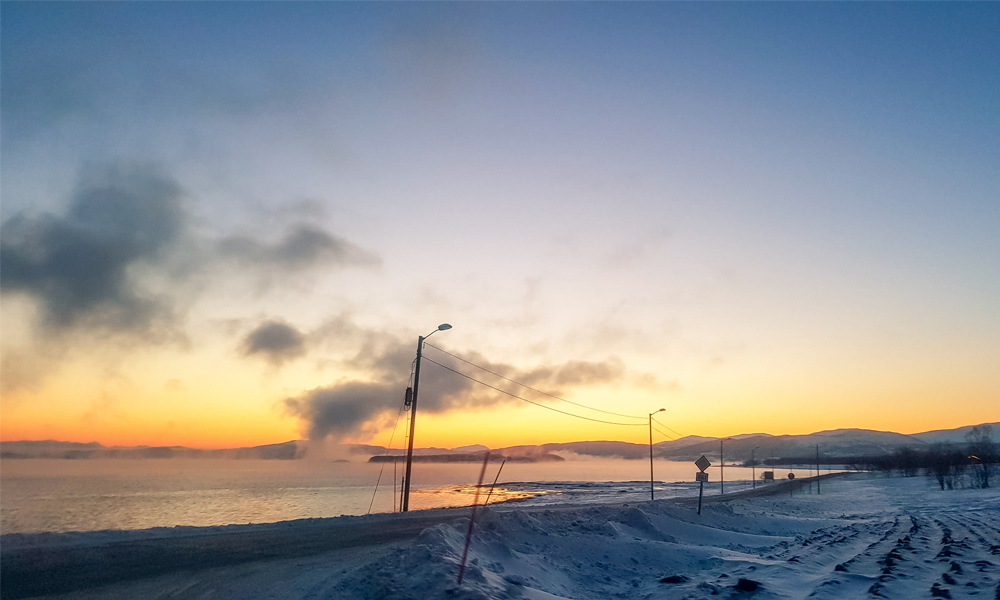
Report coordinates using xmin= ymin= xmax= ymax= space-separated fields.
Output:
xmin=695 ymin=455 xmax=711 ymax=472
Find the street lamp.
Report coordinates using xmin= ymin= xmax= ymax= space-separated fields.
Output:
xmin=401 ymin=323 xmax=452 ymax=512
xmin=649 ymin=408 xmax=665 ymax=501
xmin=751 ymin=446 xmax=760 ymax=490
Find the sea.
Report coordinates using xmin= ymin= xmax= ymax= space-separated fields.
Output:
xmin=0 ymin=458 xmax=830 ymax=534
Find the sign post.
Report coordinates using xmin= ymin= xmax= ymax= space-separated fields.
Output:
xmin=695 ymin=455 xmax=711 ymax=515
xmin=816 ymin=445 xmax=821 ymax=495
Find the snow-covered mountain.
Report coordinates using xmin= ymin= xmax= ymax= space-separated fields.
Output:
xmin=3 ymin=423 xmax=995 ymax=461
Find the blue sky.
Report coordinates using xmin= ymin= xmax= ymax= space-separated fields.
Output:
xmin=2 ymin=2 xmax=998 ymax=447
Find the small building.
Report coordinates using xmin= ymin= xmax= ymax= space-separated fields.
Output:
xmin=762 ymin=471 xmax=774 ymax=481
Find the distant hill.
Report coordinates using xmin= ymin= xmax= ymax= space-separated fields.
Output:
xmin=0 ymin=440 xmax=305 ymax=460
xmin=349 ymin=444 xmax=493 ymax=457
xmin=369 ymin=451 xmax=564 ymax=463
xmin=359 ymin=423 xmax=995 ymax=463
xmin=911 ymin=422 xmax=1000 ymax=445
xmin=541 ymin=441 xmax=650 ymax=460
xmin=656 ymin=429 xmax=927 ymax=462
xmin=2 ymin=423 xmax=995 ymax=461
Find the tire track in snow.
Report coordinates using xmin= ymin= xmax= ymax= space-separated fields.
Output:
xmin=10 ymin=475 xmax=998 ymax=600
xmin=815 ymin=508 xmax=1000 ymax=599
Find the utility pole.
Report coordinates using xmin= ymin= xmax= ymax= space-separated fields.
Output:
xmin=401 ymin=335 xmax=424 ymax=512
xmin=752 ymin=446 xmax=759 ymax=490
xmin=401 ymin=324 xmax=451 ymax=512
xmin=649 ymin=409 xmax=664 ymax=501
xmin=720 ymin=439 xmax=725 ymax=495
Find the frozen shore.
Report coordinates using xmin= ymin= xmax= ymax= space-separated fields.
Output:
xmin=3 ymin=473 xmax=998 ymax=600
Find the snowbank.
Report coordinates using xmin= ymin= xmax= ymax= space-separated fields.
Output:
xmin=5 ymin=474 xmax=999 ymax=599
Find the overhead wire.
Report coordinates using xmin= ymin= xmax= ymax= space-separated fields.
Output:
xmin=651 ymin=423 xmax=676 ymax=440
xmin=657 ymin=422 xmax=686 ymax=439
xmin=367 ymin=358 xmax=418 ymax=515
xmin=373 ymin=347 xmax=690 ymax=514
xmin=649 ymin=416 xmax=677 ymax=440
xmin=422 ymin=356 xmax=646 ymax=427
xmin=367 ymin=398 xmax=407 ymax=515
xmin=424 ymin=342 xmax=646 ymax=421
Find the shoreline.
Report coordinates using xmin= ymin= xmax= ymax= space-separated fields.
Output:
xmin=0 ymin=473 xmax=851 ymax=599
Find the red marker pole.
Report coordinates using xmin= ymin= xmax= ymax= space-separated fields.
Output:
xmin=458 ymin=453 xmax=490 ymax=585
xmin=484 ymin=459 xmax=506 ymax=507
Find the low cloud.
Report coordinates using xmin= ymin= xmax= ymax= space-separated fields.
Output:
xmin=516 ymin=358 xmax=626 ymax=388
xmin=285 ymin=381 xmax=400 ymax=440
xmin=0 ymin=164 xmax=185 ymax=339
xmin=283 ymin=329 xmax=630 ymax=441
xmin=219 ymin=225 xmax=379 ymax=273
xmin=0 ymin=162 xmax=379 ymax=389
xmin=243 ymin=320 xmax=307 ymax=365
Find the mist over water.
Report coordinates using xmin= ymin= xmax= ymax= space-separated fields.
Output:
xmin=0 ymin=458 xmax=829 ymax=534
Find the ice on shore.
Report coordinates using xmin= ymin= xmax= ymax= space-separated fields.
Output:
xmin=17 ymin=474 xmax=1000 ymax=599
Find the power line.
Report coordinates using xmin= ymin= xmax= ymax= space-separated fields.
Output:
xmin=649 ymin=416 xmax=680 ymax=441
xmin=651 ymin=424 xmax=676 ymax=440
xmin=422 ymin=356 xmax=647 ymax=427
xmin=368 ymin=396 xmax=408 ymax=515
xmin=424 ymin=342 xmax=646 ymax=421
xmin=657 ymin=422 xmax=686 ymax=439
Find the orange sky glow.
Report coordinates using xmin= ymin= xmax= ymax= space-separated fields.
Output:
xmin=2 ymin=3 xmax=997 ymax=452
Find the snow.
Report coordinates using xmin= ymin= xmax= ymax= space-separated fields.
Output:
xmin=7 ymin=473 xmax=1000 ymax=599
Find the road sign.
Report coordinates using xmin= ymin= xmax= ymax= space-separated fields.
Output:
xmin=787 ymin=473 xmax=795 ymax=480
xmin=695 ymin=471 xmax=709 ymax=483
xmin=695 ymin=455 xmax=711 ymax=472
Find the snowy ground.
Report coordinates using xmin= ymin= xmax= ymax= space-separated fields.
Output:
xmin=5 ymin=473 xmax=999 ymax=600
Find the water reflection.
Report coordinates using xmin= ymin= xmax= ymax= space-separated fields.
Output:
xmin=1 ymin=458 xmax=839 ymax=534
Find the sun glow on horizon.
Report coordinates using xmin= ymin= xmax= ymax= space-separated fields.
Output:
xmin=1 ymin=3 xmax=997 ymax=452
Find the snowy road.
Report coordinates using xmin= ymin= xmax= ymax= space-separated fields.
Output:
xmin=5 ymin=473 xmax=999 ymax=599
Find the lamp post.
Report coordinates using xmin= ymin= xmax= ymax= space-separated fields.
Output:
xmin=402 ymin=323 xmax=452 ymax=512
xmin=752 ymin=446 xmax=759 ymax=490
xmin=649 ymin=408 xmax=665 ymax=501
xmin=720 ymin=438 xmax=731 ymax=495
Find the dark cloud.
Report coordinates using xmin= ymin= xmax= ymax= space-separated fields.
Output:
xmin=285 ymin=381 xmax=399 ymax=440
xmin=517 ymin=358 xmax=626 ymax=388
xmin=1 ymin=165 xmax=378 ymax=339
xmin=243 ymin=320 xmax=307 ymax=365
xmin=0 ymin=162 xmax=379 ymax=389
xmin=219 ymin=225 xmax=379 ymax=272
xmin=283 ymin=332 xmax=628 ymax=441
xmin=0 ymin=164 xmax=185 ymax=338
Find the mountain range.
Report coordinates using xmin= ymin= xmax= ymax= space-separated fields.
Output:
xmin=2 ymin=422 xmax=994 ymax=462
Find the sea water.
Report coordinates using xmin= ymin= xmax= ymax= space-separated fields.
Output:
xmin=0 ymin=458 xmax=829 ymax=534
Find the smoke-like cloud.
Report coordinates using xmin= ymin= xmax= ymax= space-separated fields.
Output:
xmin=283 ymin=331 xmax=629 ymax=441
xmin=243 ymin=320 xmax=307 ymax=365
xmin=0 ymin=164 xmax=185 ymax=339
xmin=515 ymin=359 xmax=626 ymax=388
xmin=0 ymin=162 xmax=379 ymax=387
xmin=219 ymin=225 xmax=379 ymax=272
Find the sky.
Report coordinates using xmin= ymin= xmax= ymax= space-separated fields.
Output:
xmin=1 ymin=3 xmax=998 ymax=450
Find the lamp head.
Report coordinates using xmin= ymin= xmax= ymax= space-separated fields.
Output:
xmin=437 ymin=323 xmax=452 ymax=331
